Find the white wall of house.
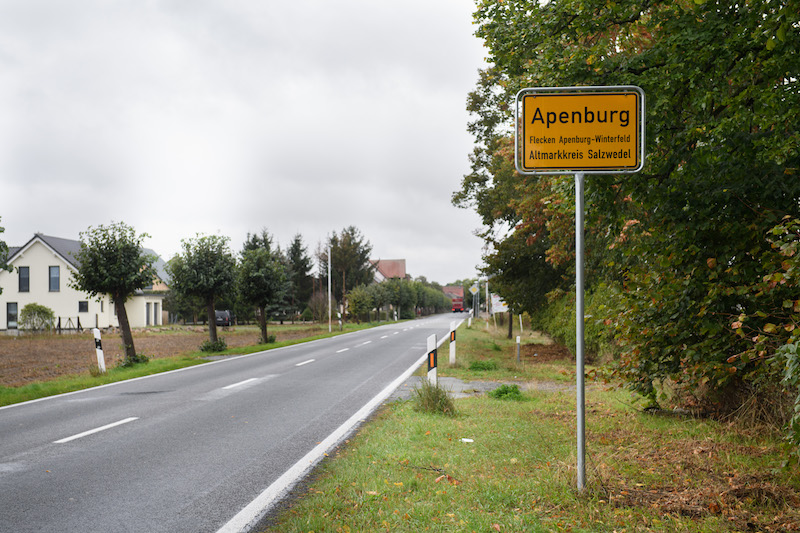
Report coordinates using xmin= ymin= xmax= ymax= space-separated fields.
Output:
xmin=1 ymin=239 xmax=163 ymax=331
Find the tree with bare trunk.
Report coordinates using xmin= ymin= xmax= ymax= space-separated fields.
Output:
xmin=167 ymin=234 xmax=236 ymax=346
xmin=71 ymin=222 xmax=155 ymax=364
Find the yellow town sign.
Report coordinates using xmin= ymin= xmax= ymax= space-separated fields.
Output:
xmin=516 ymin=87 xmax=645 ymax=174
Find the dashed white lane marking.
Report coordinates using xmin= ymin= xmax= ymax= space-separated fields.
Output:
xmin=336 ymin=348 xmax=349 ymax=353
xmin=54 ymin=417 xmax=139 ymax=444
xmin=223 ymin=378 xmax=259 ymax=390
xmin=359 ymin=341 xmax=372 ymax=346
xmin=380 ymin=335 xmax=388 ymax=339
xmin=295 ymin=359 xmax=315 ymax=367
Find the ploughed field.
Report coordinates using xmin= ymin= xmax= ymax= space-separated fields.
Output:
xmin=0 ymin=325 xmax=323 ymax=388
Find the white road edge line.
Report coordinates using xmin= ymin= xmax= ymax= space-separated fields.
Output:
xmin=215 ymin=327 xmax=456 ymax=533
xmin=295 ymin=359 xmax=315 ymax=367
xmin=54 ymin=417 xmax=139 ymax=444
xmin=223 ymin=378 xmax=259 ymax=390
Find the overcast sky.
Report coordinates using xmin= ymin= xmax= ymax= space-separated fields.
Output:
xmin=0 ymin=0 xmax=488 ymax=285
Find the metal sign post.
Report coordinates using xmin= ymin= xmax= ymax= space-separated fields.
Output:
xmin=575 ymin=171 xmax=586 ymax=490
xmin=515 ymin=86 xmax=645 ymax=492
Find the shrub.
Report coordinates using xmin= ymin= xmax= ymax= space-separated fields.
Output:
xmin=489 ymin=384 xmax=526 ymax=401
xmin=119 ymin=353 xmax=150 ymax=367
xmin=412 ymin=379 xmax=457 ymax=417
xmin=260 ymin=334 xmax=276 ymax=344
xmin=469 ymin=360 xmax=499 ymax=371
xmin=200 ymin=338 xmax=227 ymax=352
xmin=19 ymin=303 xmax=55 ymax=332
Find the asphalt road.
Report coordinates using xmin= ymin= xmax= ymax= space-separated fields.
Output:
xmin=0 ymin=314 xmax=463 ymax=533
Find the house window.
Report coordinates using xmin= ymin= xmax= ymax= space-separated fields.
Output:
xmin=100 ymin=300 xmax=104 ymax=312
xmin=78 ymin=301 xmax=89 ymax=313
xmin=49 ymin=266 xmax=60 ymax=292
xmin=18 ymin=267 xmax=29 ymax=292
xmin=7 ymin=303 xmax=18 ymax=329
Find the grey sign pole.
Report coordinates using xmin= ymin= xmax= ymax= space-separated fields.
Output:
xmin=513 ymin=85 xmax=645 ymax=493
xmin=575 ymin=172 xmax=586 ymax=491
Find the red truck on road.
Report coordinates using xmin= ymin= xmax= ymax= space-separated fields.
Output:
xmin=443 ymin=286 xmax=465 ymax=313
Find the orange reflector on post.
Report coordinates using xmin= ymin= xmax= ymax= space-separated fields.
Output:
xmin=428 ymin=350 xmax=437 ymax=371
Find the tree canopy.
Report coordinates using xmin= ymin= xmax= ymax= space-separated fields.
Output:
xmin=71 ymin=222 xmax=156 ymax=362
xmin=287 ymin=234 xmax=313 ymax=318
xmin=167 ymin=234 xmax=236 ymax=343
xmin=238 ymin=246 xmax=288 ymax=342
xmin=0 ymin=217 xmax=11 ymax=288
xmin=318 ymin=226 xmax=376 ymax=319
xmin=457 ymin=0 xmax=800 ymax=422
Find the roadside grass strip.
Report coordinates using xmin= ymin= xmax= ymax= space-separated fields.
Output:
xmin=261 ymin=321 xmax=800 ymax=533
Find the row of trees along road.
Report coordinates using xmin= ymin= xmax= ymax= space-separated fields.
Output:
xmin=455 ymin=0 xmax=800 ymax=459
xmin=2 ymin=222 xmax=457 ymax=361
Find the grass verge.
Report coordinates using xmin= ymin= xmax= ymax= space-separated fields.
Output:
xmin=261 ymin=320 xmax=800 ymax=532
xmin=0 ymin=320 xmax=396 ymax=407
xmin=0 ymin=355 xmax=207 ymax=407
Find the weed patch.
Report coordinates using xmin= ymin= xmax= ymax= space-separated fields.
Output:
xmin=488 ymin=384 xmax=526 ymax=401
xmin=412 ymin=379 xmax=457 ymax=417
xmin=469 ymin=359 xmax=498 ymax=371
xmin=199 ymin=338 xmax=227 ymax=352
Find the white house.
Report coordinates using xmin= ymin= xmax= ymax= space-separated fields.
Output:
xmin=0 ymin=234 xmax=169 ymax=332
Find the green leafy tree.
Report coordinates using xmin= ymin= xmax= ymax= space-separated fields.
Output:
xmin=458 ymin=0 xmax=800 ymax=416
xmin=318 ymin=226 xmax=376 ymax=320
xmin=19 ymin=303 xmax=55 ymax=331
xmin=384 ymin=278 xmax=417 ymax=319
xmin=0 ymin=217 xmax=11 ymax=287
xmin=287 ymin=234 xmax=314 ymax=319
xmin=71 ymin=222 xmax=156 ymax=362
xmin=238 ymin=247 xmax=288 ymax=342
xmin=368 ymin=282 xmax=390 ymax=321
xmin=167 ymin=234 xmax=236 ymax=344
xmin=347 ymin=284 xmax=374 ymax=323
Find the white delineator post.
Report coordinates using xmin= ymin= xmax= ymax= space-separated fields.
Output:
xmin=426 ymin=333 xmax=437 ymax=386
xmin=516 ymin=335 xmax=521 ymax=364
xmin=449 ymin=321 xmax=456 ymax=365
xmin=92 ymin=328 xmax=106 ymax=373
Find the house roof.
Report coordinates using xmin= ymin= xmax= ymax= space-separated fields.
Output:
xmin=443 ymin=285 xmax=464 ymax=299
xmin=8 ymin=233 xmax=170 ymax=284
xmin=371 ymin=259 xmax=406 ymax=281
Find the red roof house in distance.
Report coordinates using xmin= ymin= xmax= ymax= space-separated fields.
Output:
xmin=371 ymin=259 xmax=407 ymax=282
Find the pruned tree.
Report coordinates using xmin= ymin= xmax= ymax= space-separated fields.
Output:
xmin=238 ymin=247 xmax=288 ymax=343
xmin=167 ymin=234 xmax=236 ymax=344
xmin=71 ymin=222 xmax=156 ymax=363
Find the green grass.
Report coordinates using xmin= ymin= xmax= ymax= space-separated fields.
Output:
xmin=0 ymin=356 xmax=206 ymax=406
xmin=261 ymin=321 xmax=800 ymax=532
xmin=0 ymin=320 xmax=397 ymax=407
xmin=443 ymin=321 xmax=582 ymax=384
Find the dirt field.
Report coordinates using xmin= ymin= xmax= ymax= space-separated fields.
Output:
xmin=0 ymin=325 xmax=326 ymax=388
